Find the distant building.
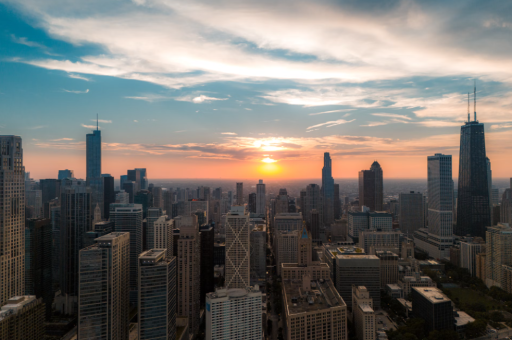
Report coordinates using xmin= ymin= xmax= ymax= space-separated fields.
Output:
xmin=0 ymin=296 xmax=45 ymax=340
xmin=322 ymin=152 xmax=335 ymax=225
xmin=225 ymin=206 xmax=250 ymax=289
xmin=358 ymin=161 xmax=383 ymax=212
xmin=336 ymin=255 xmax=380 ymax=309
xmin=274 ymin=213 xmax=303 ymax=232
xmin=250 ymin=224 xmax=266 ymax=285
xmin=412 ymin=287 xmax=454 ymax=332
xmin=205 ymin=286 xmax=263 ymax=340
xmin=275 ymin=230 xmax=298 ymax=276
xmin=486 ymin=223 xmax=512 ymax=288
xmin=375 ymin=251 xmax=398 ymax=288
xmin=236 ymin=182 xmax=244 ymax=205
xmin=348 ymin=211 xmax=393 ymax=240
xmin=460 ymin=238 xmax=485 ymax=276
xmin=58 ymin=169 xmax=74 ymax=180
xmin=398 ymin=272 xmax=436 ymax=298
xmin=256 ymin=179 xmax=266 ymax=215
xmin=154 ymin=216 xmax=174 ymax=258
xmin=359 ymin=230 xmax=402 ymax=255
xmin=248 ymin=193 xmax=257 ymax=213
xmin=352 ymin=286 xmax=375 ymax=340
xmin=399 ymin=191 xmax=424 ymax=236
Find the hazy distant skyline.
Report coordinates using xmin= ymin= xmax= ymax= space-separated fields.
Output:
xmin=2 ymin=0 xmax=512 ymax=179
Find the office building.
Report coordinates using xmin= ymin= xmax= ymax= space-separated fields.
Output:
xmin=322 ymin=152 xmax=335 ymax=225
xmin=283 ymin=277 xmax=347 ymax=340
xmin=348 ymin=211 xmax=393 ymax=240
xmin=304 ymin=183 xmax=323 ymax=227
xmin=336 ymin=255 xmax=380 ymax=309
xmin=250 ymin=224 xmax=266 ymax=285
xmin=116 ymin=190 xmax=130 ymax=204
xmin=456 ymin=101 xmax=491 ymax=238
xmin=248 ymin=193 xmax=256 ymax=213
xmin=275 ymin=230 xmax=298 ymax=276
xmin=40 ymin=178 xmax=60 ymax=218
xmin=176 ymin=215 xmax=201 ymax=337
xmin=274 ymin=213 xmax=303 ymax=232
xmin=110 ymin=204 xmax=143 ymax=303
xmin=214 ymin=242 xmax=225 ymax=266
xmin=200 ymin=225 xmax=215 ymax=307
xmin=25 ymin=189 xmax=42 ymax=218
xmin=154 ymin=216 xmax=174 ymax=258
xmin=352 ymin=286 xmax=375 ymax=340
xmin=0 ymin=136 xmax=25 ymax=307
xmin=460 ymin=238 xmax=485 ymax=276
xmin=256 ymin=179 xmax=266 ymax=215
xmin=375 ymin=251 xmax=398 ymax=288
xmin=236 ymin=182 xmax=243 ymax=205
xmin=399 ymin=191 xmax=424 ymax=236
xmin=138 ymin=249 xmax=176 ymax=340
xmin=78 ymin=232 xmax=130 ymax=339
xmin=25 ymin=218 xmax=53 ymax=319
xmin=0 ymin=296 xmax=45 ymax=340
xmin=206 ymin=286 xmax=263 ymax=340
xmin=476 ymin=252 xmax=486 ymax=282
xmin=152 ymin=186 xmax=163 ymax=209
xmin=486 ymin=223 xmax=512 ymax=288
xmin=58 ymin=169 xmax=74 ymax=180
xmin=334 ymin=183 xmax=341 ymax=220
xmin=86 ymin=125 xmax=101 ymax=180
xmin=310 ymin=209 xmax=321 ymax=242
xmin=398 ymin=272 xmax=436 ymax=298
xmin=145 ymin=207 xmax=163 ymax=250
xmin=359 ymin=230 xmax=402 ymax=255
xmin=225 ymin=206 xmax=250 ymax=288
xmin=412 ymin=287 xmax=454 ymax=332
xmin=102 ymin=174 xmax=115 ymax=220
xmin=358 ymin=161 xmax=383 ymax=212
xmin=501 ymin=265 xmax=512 ymax=294
xmin=135 ymin=190 xmax=154 ymax=218
xmin=501 ymin=180 xmax=512 ymax=224
xmin=275 ymin=189 xmax=290 ymax=214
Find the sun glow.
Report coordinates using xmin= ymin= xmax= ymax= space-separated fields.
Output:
xmin=261 ymin=157 xmax=277 ymax=163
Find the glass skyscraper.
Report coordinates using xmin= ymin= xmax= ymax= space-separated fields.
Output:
xmin=321 ymin=152 xmax=335 ymax=224
xmin=456 ymin=118 xmax=491 ymax=239
xmin=86 ymin=129 xmax=101 ymax=180
xmin=359 ymin=161 xmax=384 ymax=212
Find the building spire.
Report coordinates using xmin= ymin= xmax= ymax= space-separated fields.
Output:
xmin=474 ymin=80 xmax=477 ymax=122
xmin=467 ymin=92 xmax=470 ymax=123
xmin=97 ymin=114 xmax=99 ymax=131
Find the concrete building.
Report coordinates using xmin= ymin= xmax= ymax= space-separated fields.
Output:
xmin=250 ymin=224 xmax=266 ymax=285
xmin=304 ymin=184 xmax=323 ymax=228
xmin=359 ymin=230 xmax=402 ymax=255
xmin=399 ymin=191 xmax=424 ymax=236
xmin=110 ymin=203 xmax=143 ymax=304
xmin=176 ymin=215 xmax=201 ymax=337
xmin=205 ymin=286 xmax=263 ymax=340
xmin=274 ymin=213 xmax=303 ymax=232
xmin=401 ymin=240 xmax=414 ymax=259
xmin=138 ymin=249 xmax=176 ymax=340
xmin=275 ymin=230 xmax=298 ymax=276
xmin=476 ymin=252 xmax=486 ymax=282
xmin=283 ymin=277 xmax=347 ymax=340
xmin=336 ymin=255 xmax=380 ymax=309
xmin=0 ymin=296 xmax=45 ymax=340
xmin=411 ymin=287 xmax=454 ymax=332
xmin=486 ymin=223 xmax=512 ymax=288
xmin=256 ymin=179 xmax=266 ymax=215
xmin=225 ymin=206 xmax=251 ymax=288
xmin=236 ymin=182 xmax=244 ymax=205
xmin=154 ymin=216 xmax=174 ymax=258
xmin=146 ymin=207 xmax=163 ymax=250
xmin=352 ymin=286 xmax=375 ymax=340
xmin=359 ymin=161 xmax=384 ymax=212
xmin=348 ymin=211 xmax=392 ymax=240
xmin=398 ymin=272 xmax=436 ymax=298
xmin=460 ymin=238 xmax=485 ymax=276
xmin=78 ymin=232 xmax=130 ymax=339
xmin=449 ymin=247 xmax=461 ymax=267
xmin=375 ymin=251 xmax=398 ymax=288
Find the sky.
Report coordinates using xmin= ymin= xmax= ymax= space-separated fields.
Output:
xmin=1 ymin=0 xmax=512 ymax=180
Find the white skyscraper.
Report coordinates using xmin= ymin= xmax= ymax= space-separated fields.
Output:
xmin=154 ymin=216 xmax=174 ymax=259
xmin=206 ymin=286 xmax=263 ymax=340
xmin=256 ymin=179 xmax=266 ymax=215
xmin=0 ymin=136 xmax=25 ymax=306
xmin=225 ymin=206 xmax=250 ymax=289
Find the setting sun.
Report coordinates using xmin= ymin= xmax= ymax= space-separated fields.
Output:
xmin=261 ymin=157 xmax=277 ymax=163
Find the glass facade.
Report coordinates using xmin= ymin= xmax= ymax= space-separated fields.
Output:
xmin=456 ymin=121 xmax=491 ymax=238
xmin=86 ymin=130 xmax=101 ymax=180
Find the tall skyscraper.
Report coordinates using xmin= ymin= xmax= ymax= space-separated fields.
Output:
xmin=248 ymin=193 xmax=257 ymax=213
xmin=456 ymin=93 xmax=490 ymax=238
xmin=334 ymin=183 xmax=341 ymax=220
xmin=225 ymin=206 xmax=250 ymax=289
xmin=200 ymin=225 xmax=215 ymax=307
xmin=322 ymin=152 xmax=335 ymax=225
xmin=256 ymin=179 xmax=266 ymax=215
xmin=78 ymin=232 xmax=130 ymax=339
xmin=304 ymin=184 xmax=322 ymax=227
xmin=110 ymin=203 xmax=143 ymax=304
xmin=398 ymin=191 xmax=424 ymax=236
xmin=0 ymin=136 xmax=25 ymax=307
xmin=86 ymin=124 xmax=103 ymax=218
xmin=154 ymin=216 xmax=174 ymax=258
xmin=102 ymin=174 xmax=115 ymax=220
xmin=58 ymin=169 xmax=74 ymax=180
xmin=250 ymin=224 xmax=266 ymax=285
xmin=138 ymin=249 xmax=176 ymax=340
xmin=236 ymin=182 xmax=243 ymax=205
xmin=358 ymin=162 xmax=383 ymax=211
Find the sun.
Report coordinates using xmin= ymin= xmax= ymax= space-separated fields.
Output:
xmin=261 ymin=157 xmax=277 ymax=163
xmin=258 ymin=162 xmax=282 ymax=176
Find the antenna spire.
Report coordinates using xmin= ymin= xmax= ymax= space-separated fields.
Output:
xmin=474 ymin=80 xmax=477 ymax=122
xmin=96 ymin=114 xmax=99 ymax=131
xmin=467 ymin=92 xmax=470 ymax=122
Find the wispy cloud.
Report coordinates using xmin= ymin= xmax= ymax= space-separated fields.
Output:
xmin=372 ymin=113 xmax=412 ymax=120
xmin=175 ymin=95 xmax=228 ymax=103
xmin=64 ymin=89 xmax=89 ymax=94
xmin=68 ymin=73 xmax=91 ymax=81
xmin=81 ymin=124 xmax=99 ymax=129
xmin=309 ymin=109 xmax=355 ymax=116
xmin=416 ymin=120 xmax=463 ymax=128
xmin=28 ymin=125 xmax=48 ymax=130
xmin=221 ymin=132 xmax=237 ymax=135
xmin=361 ymin=121 xmax=389 ymax=127
xmin=51 ymin=138 xmax=74 ymax=141
xmin=91 ymin=119 xmax=112 ymax=123
xmin=11 ymin=34 xmax=46 ymax=49
xmin=125 ymin=94 xmax=171 ymax=103
xmin=307 ymin=119 xmax=355 ymax=130
xmin=491 ymin=123 xmax=512 ymax=130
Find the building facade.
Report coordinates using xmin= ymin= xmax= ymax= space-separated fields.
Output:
xmin=358 ymin=161 xmax=383 ymax=212
xmin=225 ymin=206 xmax=250 ymax=288
xmin=0 ymin=296 xmax=45 ymax=340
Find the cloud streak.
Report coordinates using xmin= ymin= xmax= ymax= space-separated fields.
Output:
xmin=64 ymin=89 xmax=89 ymax=94
xmin=307 ymin=119 xmax=355 ymax=130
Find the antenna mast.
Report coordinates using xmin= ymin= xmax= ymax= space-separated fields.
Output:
xmin=467 ymin=92 xmax=470 ymax=122
xmin=97 ymin=114 xmax=99 ymax=131
xmin=474 ymin=80 xmax=477 ymax=122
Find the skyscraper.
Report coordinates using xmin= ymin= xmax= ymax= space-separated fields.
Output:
xmin=399 ymin=191 xmax=424 ymax=236
xmin=200 ymin=225 xmax=215 ymax=306
xmin=248 ymin=193 xmax=257 ymax=213
xmin=236 ymin=182 xmax=243 ymax=205
xmin=358 ymin=162 xmax=383 ymax=211
xmin=110 ymin=203 xmax=143 ymax=304
xmin=322 ymin=152 xmax=335 ymax=225
xmin=154 ymin=216 xmax=174 ymax=258
xmin=138 ymin=249 xmax=176 ymax=340
xmin=86 ymin=124 xmax=103 ymax=218
xmin=0 ymin=136 xmax=25 ymax=307
xmin=225 ymin=206 xmax=250 ymax=289
xmin=58 ymin=169 xmax=74 ymax=180
xmin=256 ymin=179 xmax=266 ymax=215
xmin=456 ymin=92 xmax=490 ymax=239
xmin=304 ymin=184 xmax=322 ymax=227
xmin=78 ymin=232 xmax=130 ymax=339
xmin=102 ymin=174 xmax=115 ymax=220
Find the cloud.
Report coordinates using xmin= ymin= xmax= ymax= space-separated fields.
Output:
xmin=175 ymin=95 xmax=228 ymax=103
xmin=416 ymin=120 xmax=464 ymax=128
xmin=64 ymin=89 xmax=89 ymax=94
xmin=133 ymin=120 xmax=139 ymax=123
xmin=361 ymin=121 xmax=389 ymax=127
xmin=51 ymin=138 xmax=74 ymax=141
xmin=91 ymin=119 xmax=112 ymax=123
xmin=68 ymin=73 xmax=91 ymax=81
xmin=221 ymin=132 xmax=237 ymax=135
xmin=309 ymin=109 xmax=355 ymax=116
xmin=491 ymin=123 xmax=512 ymax=130
xmin=372 ymin=113 xmax=412 ymax=120
xmin=244 ymin=108 xmax=252 ymax=111
xmin=28 ymin=125 xmax=48 ymax=130
xmin=81 ymin=124 xmax=99 ymax=129
xmin=307 ymin=119 xmax=355 ymax=130
xmin=11 ymin=34 xmax=47 ymax=49
xmin=125 ymin=94 xmax=171 ymax=102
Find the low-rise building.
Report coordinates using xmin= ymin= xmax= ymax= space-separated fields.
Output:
xmin=386 ymin=284 xmax=402 ymax=299
xmin=411 ymin=287 xmax=453 ymax=333
xmin=398 ymin=272 xmax=436 ymax=298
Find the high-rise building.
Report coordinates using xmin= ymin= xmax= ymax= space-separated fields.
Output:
xmin=40 ymin=178 xmax=60 ymax=218
xmin=25 ymin=218 xmax=53 ymax=319
xmin=310 ymin=209 xmax=321 ymax=242
xmin=358 ymin=230 xmax=402 ymax=255
xmin=275 ymin=189 xmax=290 ymax=215
xmin=256 ymin=179 xmax=266 ymax=215
xmin=154 ymin=216 xmax=174 ymax=259
xmin=206 ymin=286 xmax=263 ymax=340
xmin=275 ymin=230 xmax=298 ymax=276
xmin=358 ymin=162 xmax=383 ymax=212
xmin=398 ymin=191 xmax=424 ymax=236
xmin=225 ymin=206 xmax=250 ymax=289
xmin=0 ymin=136 xmax=25 ymax=307
xmin=176 ymin=215 xmax=200 ymax=337
xmin=78 ymin=232 xmax=130 ymax=339
xmin=123 ymin=181 xmax=136 ymax=203
xmin=485 ymin=223 xmax=512 ymax=288
xmin=322 ymin=152 xmax=335 ymax=225
xmin=236 ymin=182 xmax=243 ymax=205
xmin=58 ymin=169 xmax=74 ymax=180
xmin=110 ymin=204 xmax=143 ymax=303
xmin=138 ymin=249 xmax=176 ymax=340
xmin=274 ymin=213 xmax=303 ymax=233
xmin=460 ymin=238 xmax=485 ymax=276
xmin=334 ymin=183 xmax=341 ymax=220
xmin=146 ymin=207 xmax=163 ymax=250
xmin=250 ymin=224 xmax=266 ymax=285
xmin=120 ymin=175 xmax=128 ymax=190
xmin=102 ymin=174 xmax=115 ymax=220
xmin=25 ymin=189 xmax=42 ymax=218
xmin=304 ymin=184 xmax=322 ymax=226
xmin=456 ymin=99 xmax=490 ymax=238
xmin=412 ymin=287 xmax=454 ymax=333
xmin=152 ymin=186 xmax=163 ymax=209
xmin=248 ymin=193 xmax=257 ymax=213
xmin=135 ymin=190 xmax=154 ymax=218
xmin=0 ymin=296 xmax=45 ymax=340
xmin=352 ymin=286 xmax=375 ymax=340
xmin=348 ymin=211 xmax=393 ymax=240
xmin=86 ymin=125 xmax=103 ymax=219
xmin=200 ymin=225 xmax=215 ymax=307
xmin=116 ymin=190 xmax=130 ymax=204
xmin=375 ymin=251 xmax=398 ymax=288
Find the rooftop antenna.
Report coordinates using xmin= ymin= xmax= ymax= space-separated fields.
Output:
xmin=467 ymin=92 xmax=470 ymax=123
xmin=474 ymin=80 xmax=477 ymax=122
xmin=96 ymin=114 xmax=99 ymax=131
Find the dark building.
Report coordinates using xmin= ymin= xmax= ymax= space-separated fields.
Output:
xmin=163 ymin=190 xmax=174 ymax=216
xmin=123 ymin=181 xmax=136 ymax=203
xmin=200 ymin=225 xmax=215 ymax=306
xmin=40 ymin=179 xmax=60 ymax=218
xmin=212 ymin=187 xmax=222 ymax=200
xmin=358 ymin=161 xmax=383 ymax=211
xmin=214 ymin=242 xmax=226 ymax=266
xmin=0 ymin=296 xmax=45 ymax=340
xmin=171 ymin=202 xmax=179 ymax=219
xmin=134 ymin=190 xmax=153 ymax=218
xmin=321 ymin=152 xmax=335 ymax=224
xmin=25 ymin=218 xmax=53 ymax=320
xmin=102 ymin=174 xmax=115 ymax=220
xmin=172 ymin=228 xmax=180 ymax=257
xmin=456 ymin=110 xmax=491 ymax=239
xmin=334 ymin=183 xmax=341 ymax=220
xmin=412 ymin=287 xmax=454 ymax=333
xmin=85 ymin=126 xmax=101 ymax=180
xmin=310 ymin=209 xmax=320 ymax=242
xmin=94 ymin=220 xmax=114 ymax=235
xmin=248 ymin=193 xmax=257 ymax=213
xmin=83 ymin=231 xmax=100 ymax=248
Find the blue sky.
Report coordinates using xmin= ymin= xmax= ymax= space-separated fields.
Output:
xmin=1 ymin=0 xmax=511 ymax=179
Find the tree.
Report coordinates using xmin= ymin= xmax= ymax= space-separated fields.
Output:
xmin=490 ymin=311 xmax=505 ymax=322
xmin=464 ymin=319 xmax=488 ymax=339
xmin=427 ymin=329 xmax=459 ymax=340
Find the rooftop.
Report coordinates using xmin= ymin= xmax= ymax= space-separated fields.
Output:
xmin=206 ymin=285 xmax=261 ymax=300
xmin=455 ymin=311 xmax=475 ymax=327
xmin=283 ymin=279 xmax=346 ymax=315
xmin=359 ymin=304 xmax=374 ymax=313
xmin=0 ymin=296 xmax=38 ymax=320
xmin=413 ymin=287 xmax=451 ymax=304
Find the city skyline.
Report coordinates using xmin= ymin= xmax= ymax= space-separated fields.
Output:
xmin=2 ymin=1 xmax=512 ymax=179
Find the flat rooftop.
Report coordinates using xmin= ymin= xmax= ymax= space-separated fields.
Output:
xmin=413 ymin=287 xmax=451 ymax=304
xmin=359 ymin=304 xmax=374 ymax=313
xmin=283 ymin=279 xmax=346 ymax=315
